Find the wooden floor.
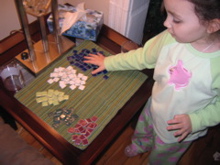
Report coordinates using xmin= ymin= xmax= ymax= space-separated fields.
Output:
xmin=16 ymin=122 xmax=63 ymax=165
xmin=95 ymin=123 xmax=151 ymax=165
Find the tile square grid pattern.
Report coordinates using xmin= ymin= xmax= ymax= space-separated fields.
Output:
xmin=15 ymin=40 xmax=147 ymax=150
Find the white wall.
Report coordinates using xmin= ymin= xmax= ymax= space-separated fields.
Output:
xmin=0 ymin=1 xmax=18 ymax=40
xmin=0 ymin=0 xmax=38 ymax=40
xmin=0 ymin=0 xmax=110 ymax=40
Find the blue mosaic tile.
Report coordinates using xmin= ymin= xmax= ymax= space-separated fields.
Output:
xmin=67 ymin=48 xmax=110 ymax=79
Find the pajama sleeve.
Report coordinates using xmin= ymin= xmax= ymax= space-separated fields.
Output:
xmin=104 ymin=30 xmax=174 ymax=71
xmin=189 ymin=57 xmax=220 ymax=133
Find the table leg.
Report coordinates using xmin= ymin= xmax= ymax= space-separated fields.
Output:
xmin=0 ymin=106 xmax=17 ymax=130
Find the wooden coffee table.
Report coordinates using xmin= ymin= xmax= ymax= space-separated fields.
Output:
xmin=0 ymin=24 xmax=154 ymax=165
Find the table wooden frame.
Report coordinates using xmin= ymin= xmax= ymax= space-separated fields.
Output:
xmin=0 ymin=19 xmax=154 ymax=164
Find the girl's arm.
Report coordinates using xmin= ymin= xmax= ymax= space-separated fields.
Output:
xmin=189 ymin=59 xmax=220 ymax=133
xmin=84 ymin=30 xmax=173 ymax=74
xmin=166 ymin=98 xmax=220 ymax=142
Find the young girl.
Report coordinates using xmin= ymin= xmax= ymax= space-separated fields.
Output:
xmin=84 ymin=0 xmax=220 ymax=164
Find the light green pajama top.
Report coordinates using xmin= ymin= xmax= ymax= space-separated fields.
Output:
xmin=104 ymin=30 xmax=220 ymax=143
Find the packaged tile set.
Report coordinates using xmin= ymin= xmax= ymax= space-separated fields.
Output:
xmin=47 ymin=3 xmax=104 ymax=41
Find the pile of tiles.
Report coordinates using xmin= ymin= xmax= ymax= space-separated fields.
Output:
xmin=48 ymin=107 xmax=79 ymax=128
xmin=47 ymin=66 xmax=88 ymax=90
xmin=67 ymin=48 xmax=109 ymax=79
xmin=67 ymin=116 xmax=98 ymax=146
xmin=36 ymin=89 xmax=69 ymax=106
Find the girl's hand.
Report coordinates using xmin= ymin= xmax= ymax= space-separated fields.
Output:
xmin=167 ymin=114 xmax=192 ymax=142
xmin=84 ymin=52 xmax=106 ymax=74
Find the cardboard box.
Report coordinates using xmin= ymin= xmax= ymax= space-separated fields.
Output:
xmin=47 ymin=4 xmax=104 ymax=41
